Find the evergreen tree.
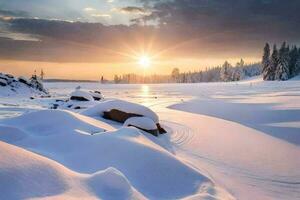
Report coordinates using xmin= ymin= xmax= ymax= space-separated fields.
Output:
xmin=236 ymin=58 xmax=245 ymax=68
xmin=266 ymin=45 xmax=279 ymax=80
xmin=262 ymin=43 xmax=270 ymax=80
xmin=295 ymin=49 xmax=300 ymax=75
xmin=40 ymin=69 xmax=45 ymax=80
xmin=220 ymin=61 xmax=232 ymax=81
xmin=289 ymin=46 xmax=299 ymax=77
xmin=171 ymin=68 xmax=180 ymax=83
xmin=275 ymin=42 xmax=290 ymax=81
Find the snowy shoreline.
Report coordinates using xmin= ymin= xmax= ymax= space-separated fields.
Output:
xmin=0 ymin=76 xmax=300 ymax=199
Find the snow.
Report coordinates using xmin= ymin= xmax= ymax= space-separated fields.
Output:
xmin=0 ymin=141 xmax=145 ymax=199
xmin=0 ymin=109 xmax=223 ymax=199
xmin=83 ymin=99 xmax=159 ymax=123
xmin=1 ymin=78 xmax=300 ymax=199
xmin=124 ymin=116 xmax=157 ymax=130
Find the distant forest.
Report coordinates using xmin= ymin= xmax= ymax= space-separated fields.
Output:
xmin=112 ymin=60 xmax=261 ymax=84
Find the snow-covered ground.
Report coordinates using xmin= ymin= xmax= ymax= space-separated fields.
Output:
xmin=0 ymin=76 xmax=299 ymax=199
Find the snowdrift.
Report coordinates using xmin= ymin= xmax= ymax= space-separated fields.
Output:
xmin=0 ymin=141 xmax=145 ymax=199
xmin=0 ymin=109 xmax=223 ymax=199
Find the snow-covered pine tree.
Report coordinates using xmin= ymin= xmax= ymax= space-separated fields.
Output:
xmin=288 ymin=46 xmax=299 ymax=77
xmin=275 ymin=42 xmax=290 ymax=81
xmin=220 ymin=61 xmax=232 ymax=81
xmin=295 ymin=49 xmax=300 ymax=76
xmin=231 ymin=67 xmax=244 ymax=81
xmin=262 ymin=43 xmax=270 ymax=80
xmin=265 ymin=45 xmax=279 ymax=80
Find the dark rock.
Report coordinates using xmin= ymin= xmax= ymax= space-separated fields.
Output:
xmin=127 ymin=124 xmax=159 ymax=137
xmin=103 ymin=109 xmax=142 ymax=123
xmin=70 ymin=96 xmax=90 ymax=101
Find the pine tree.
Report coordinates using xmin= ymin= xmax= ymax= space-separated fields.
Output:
xmin=262 ymin=43 xmax=270 ymax=80
xmin=40 ymin=69 xmax=45 ymax=80
xmin=289 ymin=46 xmax=299 ymax=77
xmin=295 ymin=49 xmax=300 ymax=76
xmin=266 ymin=45 xmax=279 ymax=80
xmin=220 ymin=61 xmax=232 ymax=81
xmin=171 ymin=68 xmax=180 ymax=83
xmin=275 ymin=42 xmax=290 ymax=81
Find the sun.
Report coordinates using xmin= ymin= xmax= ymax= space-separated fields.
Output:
xmin=138 ymin=55 xmax=151 ymax=68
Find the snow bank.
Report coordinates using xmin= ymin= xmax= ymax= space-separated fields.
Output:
xmin=82 ymin=99 xmax=159 ymax=123
xmin=0 ymin=109 xmax=220 ymax=199
xmin=2 ymin=109 xmax=115 ymax=136
xmin=0 ymin=141 xmax=144 ymax=199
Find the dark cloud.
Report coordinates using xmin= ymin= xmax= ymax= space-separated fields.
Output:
xmin=138 ymin=0 xmax=300 ymax=42
xmin=0 ymin=9 xmax=30 ymax=18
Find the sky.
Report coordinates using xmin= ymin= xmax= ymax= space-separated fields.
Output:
xmin=0 ymin=0 xmax=300 ymax=80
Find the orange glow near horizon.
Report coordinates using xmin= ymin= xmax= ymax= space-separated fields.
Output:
xmin=0 ymin=56 xmax=261 ymax=80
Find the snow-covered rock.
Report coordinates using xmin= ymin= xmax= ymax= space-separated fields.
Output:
xmin=89 ymin=90 xmax=103 ymax=101
xmin=83 ymin=99 xmax=159 ymax=123
xmin=18 ymin=76 xmax=30 ymax=85
xmin=0 ymin=73 xmax=9 ymax=81
xmin=0 ymin=73 xmax=48 ymax=97
xmin=0 ymin=79 xmax=7 ymax=86
xmin=124 ymin=116 xmax=159 ymax=136
xmin=70 ymin=90 xmax=94 ymax=101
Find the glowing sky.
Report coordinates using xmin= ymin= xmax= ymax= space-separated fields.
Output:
xmin=0 ymin=0 xmax=300 ymax=79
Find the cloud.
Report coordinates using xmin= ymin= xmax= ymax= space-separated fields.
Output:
xmin=83 ymin=7 xmax=97 ymax=12
xmin=0 ymin=9 xmax=29 ymax=18
xmin=119 ymin=6 xmax=151 ymax=15
xmin=1 ymin=0 xmax=300 ymax=63
xmin=91 ymin=13 xmax=111 ymax=18
xmin=136 ymin=0 xmax=300 ymax=42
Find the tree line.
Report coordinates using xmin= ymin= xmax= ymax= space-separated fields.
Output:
xmin=112 ymin=60 xmax=260 ymax=84
xmin=262 ymin=42 xmax=300 ymax=81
